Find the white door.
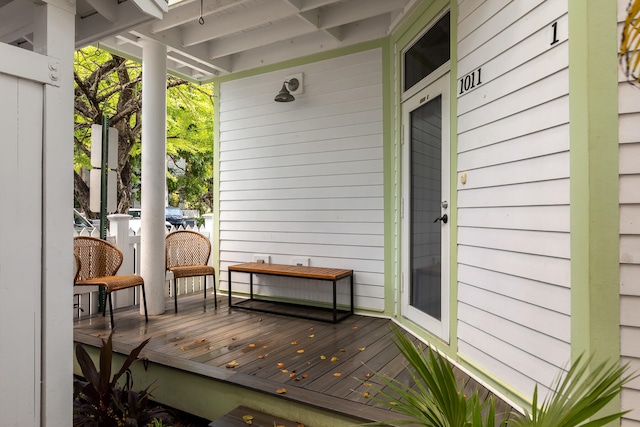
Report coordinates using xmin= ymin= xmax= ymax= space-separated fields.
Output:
xmin=401 ymin=73 xmax=450 ymax=341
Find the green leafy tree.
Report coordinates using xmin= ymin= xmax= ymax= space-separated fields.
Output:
xmin=73 ymin=46 xmax=214 ymax=216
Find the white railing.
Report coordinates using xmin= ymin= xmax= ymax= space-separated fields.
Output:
xmin=73 ymin=214 xmax=214 ymax=319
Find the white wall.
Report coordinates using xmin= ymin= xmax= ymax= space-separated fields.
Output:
xmin=218 ymin=49 xmax=385 ymax=311
xmin=618 ymin=1 xmax=640 ymax=424
xmin=455 ymin=0 xmax=571 ymax=397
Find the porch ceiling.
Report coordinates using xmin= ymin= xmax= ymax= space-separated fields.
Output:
xmin=1 ymin=0 xmax=417 ymax=83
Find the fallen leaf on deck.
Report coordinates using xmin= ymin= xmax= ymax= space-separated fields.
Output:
xmin=364 ymin=392 xmax=371 ymax=398
xmin=358 ymin=347 xmax=366 ymax=351
xmin=389 ymin=401 xmax=397 ymax=406
xmin=263 ymin=345 xmax=269 ymax=349
xmin=276 ymin=425 xmax=285 ymax=427
xmin=276 ymin=388 xmax=287 ymax=394
xmin=195 ymin=339 xmax=205 ymax=343
xmin=302 ymin=373 xmax=309 ymax=379
xmin=242 ymin=415 xmax=254 ymax=425
xmin=364 ymin=373 xmax=371 ymax=378
xmin=258 ymin=355 xmax=264 ymax=359
xmin=352 ymin=326 xmax=358 ymax=330
xmin=277 ymin=362 xmax=285 ymax=369
xmin=226 ymin=360 xmax=239 ymax=368
xmin=364 ymin=382 xmax=372 ymax=387
xmin=330 ymin=356 xmax=339 ymax=362
xmin=289 ymin=372 xmax=296 ymax=378
xmin=308 ymin=334 xmax=315 ymax=338
xmin=320 ymin=355 xmax=327 ymax=360
xmin=249 ymin=343 xmax=256 ymax=347
xmin=232 ymin=337 xmax=237 ymax=341
xmin=281 ymin=369 xmax=289 ymax=373
xmin=333 ymin=372 xmax=342 ymax=377
xmin=297 ymin=423 xmax=305 ymax=427
xmin=290 ymin=341 xmax=298 ymax=345
xmin=297 ymin=349 xmax=305 ymax=354
xmin=180 ymin=347 xmax=189 ymax=351
xmin=309 ymin=327 xmax=314 ymax=331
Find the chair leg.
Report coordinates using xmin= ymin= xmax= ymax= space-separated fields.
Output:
xmin=173 ymin=278 xmax=178 ymax=313
xmin=141 ymin=284 xmax=148 ymax=322
xmin=108 ymin=293 xmax=114 ymax=329
xmin=213 ymin=274 xmax=217 ymax=309
xmin=204 ymin=276 xmax=207 ymax=299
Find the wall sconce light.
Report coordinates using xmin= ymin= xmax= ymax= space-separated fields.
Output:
xmin=274 ymin=73 xmax=303 ymax=102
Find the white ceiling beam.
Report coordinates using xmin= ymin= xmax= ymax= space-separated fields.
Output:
xmin=208 ymin=17 xmax=316 ymax=59
xmin=297 ymin=0 xmax=342 ymax=11
xmin=228 ymin=13 xmax=389 ymax=74
xmin=129 ymin=26 xmax=232 ymax=73
xmin=130 ymin=0 xmax=169 ymax=19
xmin=151 ymin=0 xmax=251 ymax=33
xmin=85 ymin=0 xmax=118 ymax=23
xmin=75 ymin=1 xmax=156 ymax=48
xmin=181 ymin=0 xmax=299 ymax=47
xmin=0 ymin=0 xmax=34 ymax=42
xmin=319 ymin=0 xmax=408 ymax=29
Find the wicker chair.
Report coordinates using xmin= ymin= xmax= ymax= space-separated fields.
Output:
xmin=73 ymin=236 xmax=148 ymax=328
xmin=166 ymin=230 xmax=216 ymax=313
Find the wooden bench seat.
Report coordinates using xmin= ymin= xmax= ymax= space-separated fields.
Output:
xmin=227 ymin=262 xmax=354 ymax=323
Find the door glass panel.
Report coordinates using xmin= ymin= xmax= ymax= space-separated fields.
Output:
xmin=410 ymin=96 xmax=442 ymax=320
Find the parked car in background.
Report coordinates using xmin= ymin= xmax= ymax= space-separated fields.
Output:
xmin=127 ymin=208 xmax=172 ymax=233
xmin=74 ymin=209 xmax=95 ymax=232
xmin=165 ymin=207 xmax=187 ymax=228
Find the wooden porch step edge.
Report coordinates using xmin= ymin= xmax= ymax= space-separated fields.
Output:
xmin=209 ymin=405 xmax=299 ymax=427
xmin=73 ymin=332 xmax=399 ymax=425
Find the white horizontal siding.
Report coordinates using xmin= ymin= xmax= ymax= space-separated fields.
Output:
xmin=219 ymin=49 xmax=384 ymax=311
xmin=456 ymin=0 xmax=570 ymax=398
xmin=618 ymin=0 xmax=639 ymax=422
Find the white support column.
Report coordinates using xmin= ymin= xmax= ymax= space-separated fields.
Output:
xmin=140 ymin=39 xmax=167 ymax=315
xmin=34 ymin=1 xmax=75 ymax=426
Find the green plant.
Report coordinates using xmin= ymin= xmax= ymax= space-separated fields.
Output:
xmin=509 ymin=354 xmax=633 ymax=427
xmin=367 ymin=325 xmax=634 ymax=427
xmin=364 ymin=325 xmax=495 ymax=427
xmin=73 ymin=333 xmax=171 ymax=426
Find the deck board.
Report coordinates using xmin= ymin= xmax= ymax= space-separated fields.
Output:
xmin=73 ymin=293 xmax=514 ymax=424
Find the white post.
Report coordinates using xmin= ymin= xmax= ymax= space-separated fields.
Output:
xmin=35 ymin=1 xmax=75 ymax=426
xmin=108 ymin=214 xmax=133 ymax=274
xmin=140 ymin=39 xmax=167 ymax=315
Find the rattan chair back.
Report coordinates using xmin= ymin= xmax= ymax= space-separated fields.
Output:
xmin=74 ymin=236 xmax=123 ymax=280
xmin=166 ymin=230 xmax=211 ymax=269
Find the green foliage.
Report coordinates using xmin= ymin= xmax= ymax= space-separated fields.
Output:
xmin=509 ymin=354 xmax=633 ymax=427
xmin=73 ymin=46 xmax=214 ymax=215
xmin=73 ymin=333 xmax=171 ymax=426
xmin=364 ymin=325 xmax=495 ymax=427
xmin=366 ymin=325 xmax=634 ymax=427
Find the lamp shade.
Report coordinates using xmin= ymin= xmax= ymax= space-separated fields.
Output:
xmin=274 ymin=82 xmax=295 ymax=102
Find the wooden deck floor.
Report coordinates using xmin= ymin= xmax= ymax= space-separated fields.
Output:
xmin=73 ymin=292 xmax=513 ymax=425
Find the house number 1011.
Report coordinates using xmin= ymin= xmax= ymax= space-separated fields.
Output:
xmin=459 ymin=67 xmax=482 ymax=95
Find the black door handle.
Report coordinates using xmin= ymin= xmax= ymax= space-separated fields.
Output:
xmin=433 ymin=214 xmax=448 ymax=224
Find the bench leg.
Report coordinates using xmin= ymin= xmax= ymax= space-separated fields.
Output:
xmin=333 ymin=279 xmax=337 ymax=323
xmin=228 ymin=269 xmax=232 ymax=307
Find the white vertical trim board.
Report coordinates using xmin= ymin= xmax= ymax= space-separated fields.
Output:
xmin=455 ymin=0 xmax=570 ymax=399
xmin=219 ymin=49 xmax=384 ymax=311
xmin=0 ymin=73 xmax=43 ymax=426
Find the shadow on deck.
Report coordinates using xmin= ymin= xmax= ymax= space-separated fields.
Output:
xmin=73 ymin=292 xmax=514 ymax=426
